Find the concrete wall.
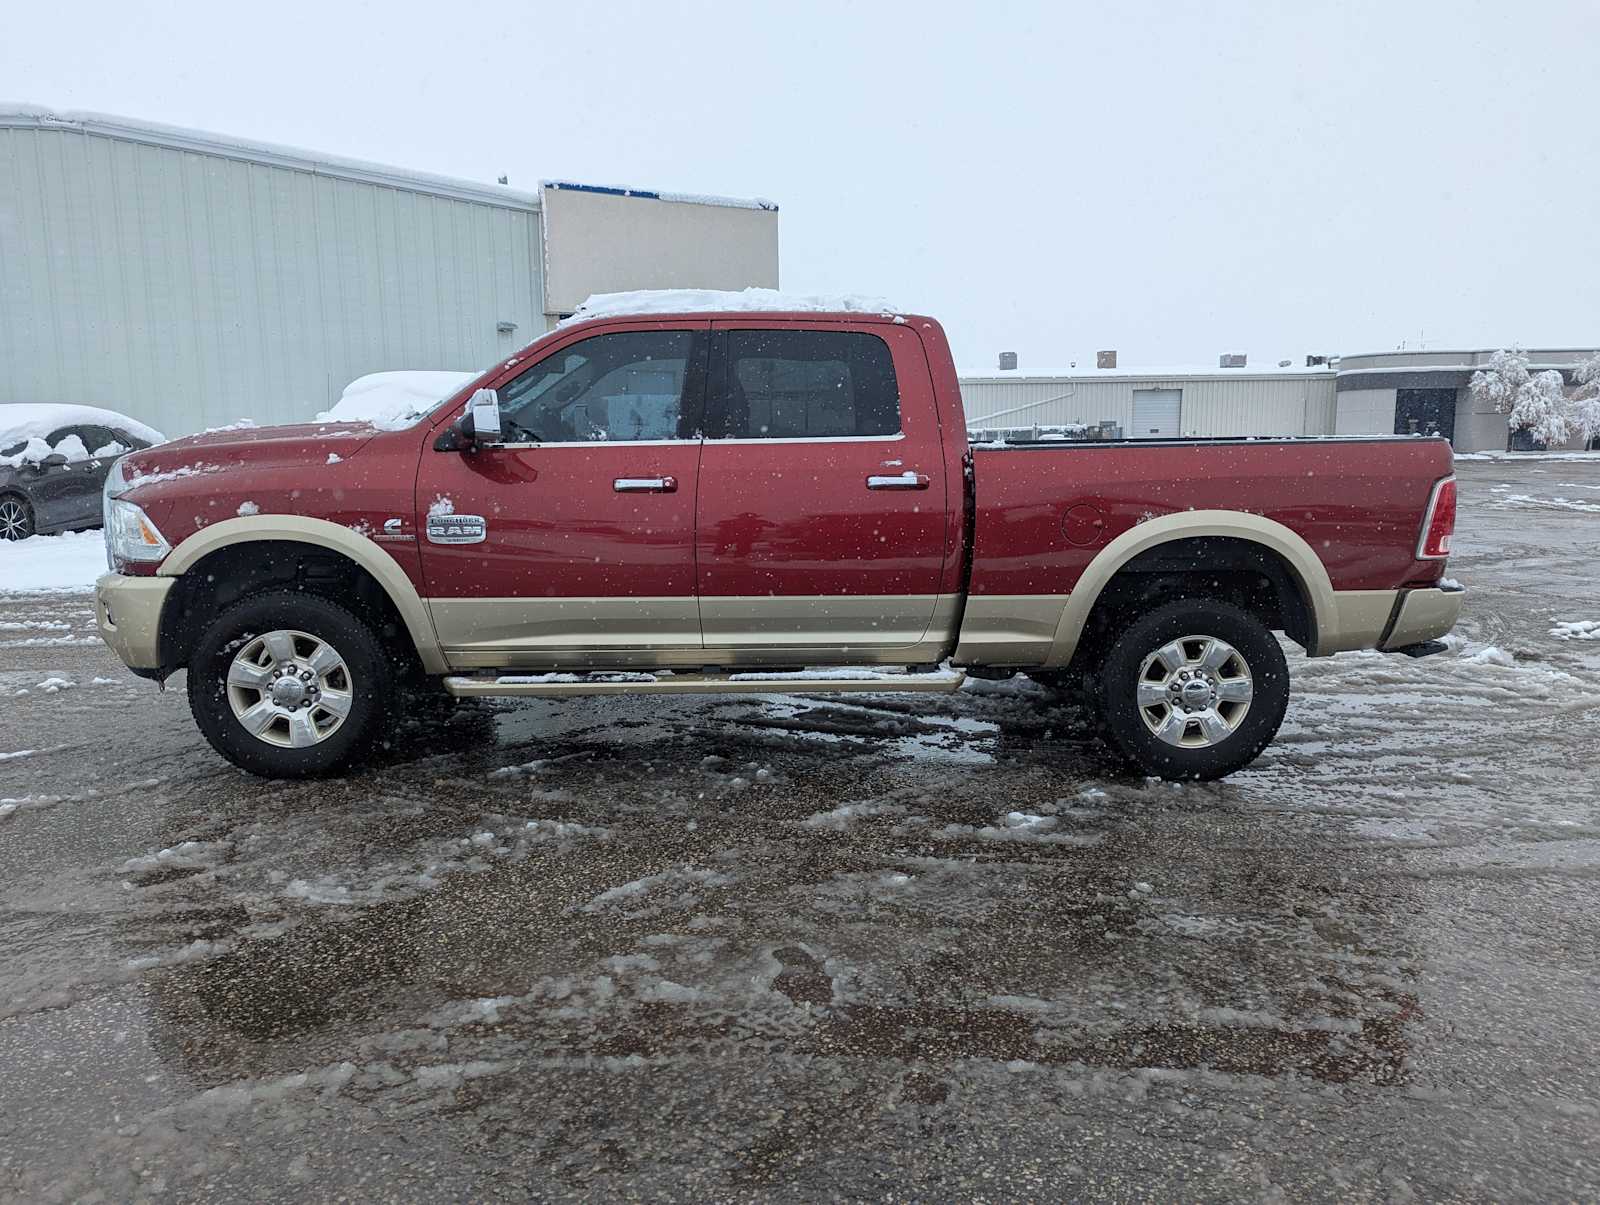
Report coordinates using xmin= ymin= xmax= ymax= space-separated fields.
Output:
xmin=959 ymin=372 xmax=1337 ymax=437
xmin=0 ymin=115 xmax=544 ymax=435
xmin=540 ymin=184 xmax=779 ymax=319
xmin=1332 ymin=388 xmax=1395 ymax=435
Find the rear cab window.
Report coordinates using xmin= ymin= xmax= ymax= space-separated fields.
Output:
xmin=709 ymin=329 xmax=901 ymax=439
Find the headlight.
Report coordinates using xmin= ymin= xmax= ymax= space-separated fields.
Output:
xmin=103 ymin=459 xmax=170 ymax=570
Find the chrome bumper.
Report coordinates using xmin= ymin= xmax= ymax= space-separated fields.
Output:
xmin=95 ymin=572 xmax=174 ymax=671
xmin=1382 ymin=585 xmax=1464 ymax=651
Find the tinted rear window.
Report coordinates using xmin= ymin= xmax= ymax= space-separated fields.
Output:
xmin=714 ymin=330 xmax=900 ymax=439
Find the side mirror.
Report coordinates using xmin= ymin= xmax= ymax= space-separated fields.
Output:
xmin=469 ymin=388 xmax=502 ymax=445
xmin=38 ymin=453 xmax=70 ymax=469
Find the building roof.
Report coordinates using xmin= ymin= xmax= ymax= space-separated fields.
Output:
xmin=960 ymin=365 xmax=1335 ymax=383
xmin=0 ymin=102 xmax=542 ymax=211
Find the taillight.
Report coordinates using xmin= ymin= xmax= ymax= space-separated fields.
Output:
xmin=1416 ymin=476 xmax=1456 ymax=560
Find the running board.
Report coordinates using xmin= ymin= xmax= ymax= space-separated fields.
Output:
xmin=442 ymin=667 xmax=967 ymax=699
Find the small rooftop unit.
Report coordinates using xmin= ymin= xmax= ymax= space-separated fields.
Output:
xmin=1219 ymin=353 xmax=1247 ymax=368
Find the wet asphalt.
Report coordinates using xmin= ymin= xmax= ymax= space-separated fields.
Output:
xmin=1 ymin=459 xmax=1598 ymax=1202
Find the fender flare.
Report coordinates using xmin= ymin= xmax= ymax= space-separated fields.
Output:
xmin=1042 ymin=510 xmax=1337 ymax=667
xmin=159 ymin=515 xmax=447 ymax=674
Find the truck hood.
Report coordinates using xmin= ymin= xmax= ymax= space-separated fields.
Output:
xmin=116 ymin=422 xmax=384 ymax=496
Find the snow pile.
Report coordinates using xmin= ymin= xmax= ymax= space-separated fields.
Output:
xmin=564 ymin=288 xmax=904 ymax=325
xmin=1550 ymin=620 xmax=1600 ymax=641
xmin=316 ymin=370 xmax=476 ymax=431
xmin=0 ymin=404 xmax=165 ymax=460
xmin=0 ymin=531 xmax=107 ymax=593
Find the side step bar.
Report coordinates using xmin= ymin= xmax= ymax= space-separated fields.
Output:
xmin=443 ymin=667 xmax=967 ymax=699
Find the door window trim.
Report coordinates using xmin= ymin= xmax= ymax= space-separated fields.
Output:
xmin=702 ymin=328 xmax=905 ymax=443
xmin=481 ymin=326 xmax=710 ymax=449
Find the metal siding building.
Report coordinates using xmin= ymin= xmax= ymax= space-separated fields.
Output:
xmin=0 ymin=107 xmax=779 ymax=437
xmin=959 ymin=371 xmax=1338 ymax=438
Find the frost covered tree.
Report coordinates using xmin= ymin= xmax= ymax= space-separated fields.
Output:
xmin=1469 ymin=348 xmax=1571 ymax=448
xmin=1572 ymin=351 xmax=1600 ymax=448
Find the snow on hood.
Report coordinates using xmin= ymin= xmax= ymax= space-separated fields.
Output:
xmin=563 ymin=288 xmax=905 ymax=325
xmin=115 ymin=422 xmax=386 ymax=496
xmin=0 ymin=403 xmax=166 ymax=468
xmin=317 ymin=370 xmax=478 ymax=431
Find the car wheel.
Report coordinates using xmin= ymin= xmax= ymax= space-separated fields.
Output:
xmin=187 ymin=590 xmax=393 ymax=778
xmin=1098 ymin=598 xmax=1289 ymax=781
xmin=0 ymin=495 xmax=34 ymax=541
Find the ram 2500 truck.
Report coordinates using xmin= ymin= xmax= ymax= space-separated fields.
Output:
xmin=94 ymin=307 xmax=1461 ymax=781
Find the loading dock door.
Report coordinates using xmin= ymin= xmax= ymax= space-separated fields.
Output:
xmin=1394 ymin=389 xmax=1456 ymax=443
xmin=1131 ymin=389 xmax=1182 ymax=438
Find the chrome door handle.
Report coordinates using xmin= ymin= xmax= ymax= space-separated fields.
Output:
xmin=613 ymin=476 xmax=678 ymax=493
xmin=866 ymin=471 xmax=930 ymax=490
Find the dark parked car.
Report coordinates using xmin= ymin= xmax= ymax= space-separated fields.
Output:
xmin=0 ymin=408 xmax=161 ymax=540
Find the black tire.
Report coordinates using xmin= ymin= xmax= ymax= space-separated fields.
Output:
xmin=187 ymin=590 xmax=393 ymax=778
xmin=1097 ymin=598 xmax=1289 ymax=781
xmin=0 ymin=494 xmax=35 ymax=541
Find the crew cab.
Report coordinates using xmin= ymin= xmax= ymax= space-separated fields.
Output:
xmin=94 ymin=304 xmax=1462 ymax=781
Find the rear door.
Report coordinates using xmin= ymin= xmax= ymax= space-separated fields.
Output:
xmin=416 ymin=322 xmax=709 ymax=668
xmin=27 ymin=426 xmax=104 ymax=529
xmin=695 ymin=321 xmax=954 ymax=658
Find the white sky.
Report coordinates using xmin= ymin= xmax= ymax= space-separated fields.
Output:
xmin=5 ymin=0 xmax=1597 ymax=374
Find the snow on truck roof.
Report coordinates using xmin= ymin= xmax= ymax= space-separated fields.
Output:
xmin=564 ymin=289 xmax=908 ymax=324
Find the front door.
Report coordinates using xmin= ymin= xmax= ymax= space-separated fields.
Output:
xmin=694 ymin=320 xmax=954 ymax=660
xmin=416 ymin=323 xmax=709 ymax=668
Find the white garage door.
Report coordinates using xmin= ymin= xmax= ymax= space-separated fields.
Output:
xmin=1131 ymin=389 xmax=1182 ymax=438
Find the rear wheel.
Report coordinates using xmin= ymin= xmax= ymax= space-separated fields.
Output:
xmin=0 ymin=495 xmax=34 ymax=541
xmin=1098 ymin=598 xmax=1288 ymax=781
xmin=187 ymin=591 xmax=392 ymax=777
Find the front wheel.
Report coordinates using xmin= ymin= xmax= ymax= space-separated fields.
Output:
xmin=0 ymin=495 xmax=35 ymax=541
xmin=187 ymin=591 xmax=393 ymax=778
xmin=1098 ymin=598 xmax=1289 ymax=781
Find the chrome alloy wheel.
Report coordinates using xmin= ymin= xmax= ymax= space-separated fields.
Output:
xmin=0 ymin=497 xmax=30 ymax=540
xmin=1135 ymin=634 xmax=1254 ymax=748
xmin=225 ymin=629 xmax=354 ymax=748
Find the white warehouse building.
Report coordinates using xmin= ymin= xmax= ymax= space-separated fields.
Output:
xmin=0 ymin=105 xmax=779 ymax=437
xmin=961 ymin=348 xmax=1599 ymax=452
xmin=960 ymin=365 xmax=1337 ymax=441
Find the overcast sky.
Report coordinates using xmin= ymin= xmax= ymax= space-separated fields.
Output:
xmin=6 ymin=0 xmax=1597 ymax=373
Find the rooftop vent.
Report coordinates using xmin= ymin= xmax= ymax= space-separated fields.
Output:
xmin=1096 ymin=350 xmax=1117 ymax=369
xmin=1219 ymin=353 xmax=1247 ymax=368
xmin=1305 ymin=354 xmax=1329 ymax=367
xmin=997 ymin=351 xmax=1018 ymax=371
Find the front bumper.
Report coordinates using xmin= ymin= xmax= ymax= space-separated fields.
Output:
xmin=95 ymin=572 xmax=174 ymax=671
xmin=1381 ymin=584 xmax=1464 ymax=651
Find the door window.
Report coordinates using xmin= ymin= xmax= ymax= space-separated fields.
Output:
xmin=496 ymin=330 xmax=700 ymax=443
xmin=710 ymin=330 xmax=901 ymax=439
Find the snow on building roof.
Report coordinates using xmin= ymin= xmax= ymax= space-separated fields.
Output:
xmin=542 ymin=180 xmax=776 ymax=212
xmin=564 ymin=288 xmax=905 ymax=324
xmin=0 ymin=102 xmax=542 ymax=211
xmin=959 ymin=364 xmax=1336 ymax=381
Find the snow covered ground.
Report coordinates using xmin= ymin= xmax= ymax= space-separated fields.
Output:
xmin=0 ymin=530 xmax=106 ymax=593
xmin=1 ymin=459 xmax=1597 ymax=1200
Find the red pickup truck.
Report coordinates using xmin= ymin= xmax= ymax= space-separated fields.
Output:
xmin=94 ymin=308 xmax=1461 ymax=781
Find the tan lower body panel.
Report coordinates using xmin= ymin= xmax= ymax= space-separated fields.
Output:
xmin=430 ymin=593 xmax=960 ymax=671
xmin=95 ymin=573 xmax=175 ymax=670
xmin=1317 ymin=590 xmax=1401 ymax=655
xmin=1381 ymin=586 xmax=1463 ymax=650
xmin=952 ymin=594 xmax=1071 ymax=666
xmin=444 ymin=667 xmax=966 ymax=698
